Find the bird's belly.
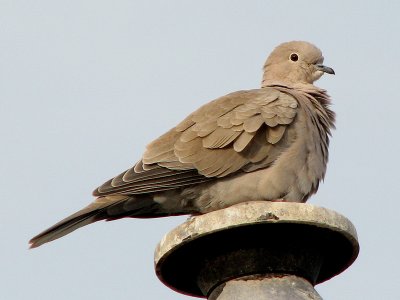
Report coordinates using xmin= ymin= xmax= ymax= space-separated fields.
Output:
xmin=191 ymin=144 xmax=324 ymax=213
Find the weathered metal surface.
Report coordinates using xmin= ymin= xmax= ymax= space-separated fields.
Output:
xmin=209 ymin=275 xmax=323 ymax=300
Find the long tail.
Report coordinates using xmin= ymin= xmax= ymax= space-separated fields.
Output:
xmin=29 ymin=195 xmax=163 ymax=248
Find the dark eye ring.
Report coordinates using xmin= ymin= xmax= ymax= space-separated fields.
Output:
xmin=290 ymin=53 xmax=299 ymax=61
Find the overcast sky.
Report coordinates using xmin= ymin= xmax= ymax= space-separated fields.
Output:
xmin=1 ymin=1 xmax=400 ymax=299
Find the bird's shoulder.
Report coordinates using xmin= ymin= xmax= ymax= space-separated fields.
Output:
xmin=175 ymin=87 xmax=298 ymax=132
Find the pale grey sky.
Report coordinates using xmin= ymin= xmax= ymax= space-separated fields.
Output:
xmin=1 ymin=1 xmax=399 ymax=299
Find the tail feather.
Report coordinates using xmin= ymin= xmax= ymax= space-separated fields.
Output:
xmin=29 ymin=195 xmax=163 ymax=248
xmin=29 ymin=210 xmax=105 ymax=248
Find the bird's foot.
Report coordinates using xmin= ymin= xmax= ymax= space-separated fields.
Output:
xmin=271 ymin=198 xmax=287 ymax=202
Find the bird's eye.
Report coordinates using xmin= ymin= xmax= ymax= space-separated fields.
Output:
xmin=290 ymin=53 xmax=299 ymax=62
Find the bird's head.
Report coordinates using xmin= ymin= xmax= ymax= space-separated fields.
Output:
xmin=261 ymin=41 xmax=334 ymax=88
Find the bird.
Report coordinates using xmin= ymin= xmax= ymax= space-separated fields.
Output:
xmin=29 ymin=41 xmax=335 ymax=248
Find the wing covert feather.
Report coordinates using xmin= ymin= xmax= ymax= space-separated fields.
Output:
xmin=94 ymin=87 xmax=299 ymax=196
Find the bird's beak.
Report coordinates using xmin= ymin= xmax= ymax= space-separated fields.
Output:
xmin=315 ymin=64 xmax=335 ymax=75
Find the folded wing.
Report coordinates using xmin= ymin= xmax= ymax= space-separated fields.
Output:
xmin=94 ymin=87 xmax=298 ymax=196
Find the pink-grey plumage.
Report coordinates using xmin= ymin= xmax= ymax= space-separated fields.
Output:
xmin=29 ymin=41 xmax=335 ymax=248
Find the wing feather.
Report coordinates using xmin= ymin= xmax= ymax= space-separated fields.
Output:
xmin=94 ymin=87 xmax=299 ymax=196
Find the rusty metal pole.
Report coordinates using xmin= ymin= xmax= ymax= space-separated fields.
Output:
xmin=154 ymin=202 xmax=359 ymax=299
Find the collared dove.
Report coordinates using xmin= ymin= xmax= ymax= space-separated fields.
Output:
xmin=29 ymin=41 xmax=335 ymax=248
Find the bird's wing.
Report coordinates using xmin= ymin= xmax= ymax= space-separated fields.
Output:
xmin=94 ymin=87 xmax=298 ymax=196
